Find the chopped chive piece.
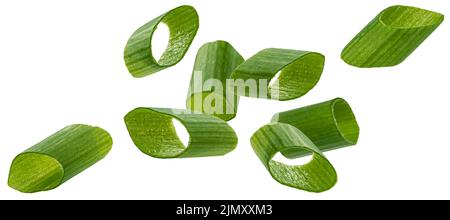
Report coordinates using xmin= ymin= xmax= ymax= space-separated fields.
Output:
xmin=8 ymin=124 xmax=113 ymax=193
xmin=186 ymin=40 xmax=244 ymax=121
xmin=124 ymin=107 xmax=238 ymax=158
xmin=251 ymin=123 xmax=337 ymax=192
xmin=272 ymin=98 xmax=359 ymax=159
xmin=124 ymin=5 xmax=199 ymax=77
xmin=231 ymin=48 xmax=324 ymax=101
xmin=341 ymin=5 xmax=444 ymax=68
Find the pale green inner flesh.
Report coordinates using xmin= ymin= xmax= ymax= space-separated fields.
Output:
xmin=8 ymin=153 xmax=64 ymax=193
xmin=125 ymin=109 xmax=187 ymax=158
xmin=186 ymin=92 xmax=236 ymax=121
xmin=333 ymin=99 xmax=359 ymax=145
xmin=380 ymin=6 xmax=443 ymax=28
xmin=156 ymin=7 xmax=198 ymax=66
xmin=269 ymin=53 xmax=324 ymax=100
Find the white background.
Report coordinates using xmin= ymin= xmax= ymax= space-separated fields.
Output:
xmin=0 ymin=0 xmax=449 ymax=200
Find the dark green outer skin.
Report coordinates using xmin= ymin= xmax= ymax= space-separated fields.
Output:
xmin=124 ymin=107 xmax=238 ymax=158
xmin=341 ymin=5 xmax=444 ymax=67
xmin=272 ymin=98 xmax=359 ymax=158
xmin=186 ymin=40 xmax=245 ymax=121
xmin=124 ymin=5 xmax=199 ymax=77
xmin=9 ymin=124 xmax=113 ymax=192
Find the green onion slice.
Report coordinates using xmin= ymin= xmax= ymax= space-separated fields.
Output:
xmin=186 ymin=40 xmax=245 ymax=121
xmin=251 ymin=122 xmax=337 ymax=192
xmin=124 ymin=107 xmax=238 ymax=158
xmin=8 ymin=124 xmax=113 ymax=193
xmin=272 ymin=98 xmax=359 ymax=159
xmin=124 ymin=5 xmax=199 ymax=77
xmin=341 ymin=5 xmax=444 ymax=68
xmin=230 ymin=48 xmax=324 ymax=101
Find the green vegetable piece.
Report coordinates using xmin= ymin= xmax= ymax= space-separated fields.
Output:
xmin=186 ymin=40 xmax=245 ymax=121
xmin=124 ymin=5 xmax=199 ymax=77
xmin=124 ymin=107 xmax=238 ymax=158
xmin=230 ymin=48 xmax=324 ymax=101
xmin=272 ymin=98 xmax=359 ymax=159
xmin=8 ymin=124 xmax=113 ymax=193
xmin=341 ymin=5 xmax=444 ymax=68
xmin=251 ymin=123 xmax=337 ymax=192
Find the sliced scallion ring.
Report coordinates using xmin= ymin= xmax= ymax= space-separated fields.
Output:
xmin=124 ymin=107 xmax=238 ymax=158
xmin=186 ymin=40 xmax=244 ymax=121
xmin=251 ymin=122 xmax=337 ymax=192
xmin=124 ymin=5 xmax=199 ymax=77
xmin=272 ymin=98 xmax=359 ymax=159
xmin=341 ymin=5 xmax=444 ymax=68
xmin=231 ymin=48 xmax=324 ymax=101
xmin=8 ymin=124 xmax=113 ymax=193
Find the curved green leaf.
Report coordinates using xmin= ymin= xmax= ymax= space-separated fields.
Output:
xmin=186 ymin=40 xmax=244 ymax=121
xmin=341 ymin=5 xmax=444 ymax=67
xmin=124 ymin=107 xmax=237 ymax=158
xmin=124 ymin=5 xmax=199 ymax=77
xmin=250 ymin=123 xmax=337 ymax=192
xmin=8 ymin=124 xmax=113 ymax=193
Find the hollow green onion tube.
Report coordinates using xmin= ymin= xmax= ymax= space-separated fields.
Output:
xmin=230 ymin=48 xmax=324 ymax=101
xmin=124 ymin=5 xmax=199 ymax=77
xmin=186 ymin=40 xmax=244 ymax=121
xmin=8 ymin=124 xmax=113 ymax=193
xmin=250 ymin=123 xmax=337 ymax=192
xmin=341 ymin=5 xmax=444 ymax=68
xmin=272 ymin=98 xmax=359 ymax=159
xmin=124 ymin=107 xmax=237 ymax=158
